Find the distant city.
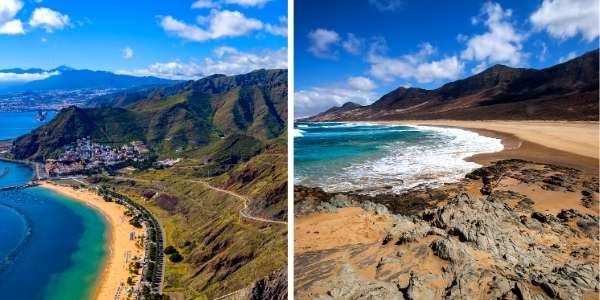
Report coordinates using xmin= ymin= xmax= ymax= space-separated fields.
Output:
xmin=0 ymin=88 xmax=117 ymax=112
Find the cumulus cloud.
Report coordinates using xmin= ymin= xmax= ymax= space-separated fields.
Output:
xmin=29 ymin=7 xmax=70 ymax=32
xmin=192 ymin=0 xmax=219 ymax=9
xmin=295 ymin=83 xmax=378 ymax=117
xmin=0 ymin=0 xmax=24 ymax=35
xmin=0 ymin=70 xmax=58 ymax=82
xmin=558 ymin=51 xmax=577 ymax=63
xmin=347 ymin=76 xmax=376 ymax=91
xmin=307 ymin=28 xmax=340 ymax=59
xmin=265 ymin=15 xmax=287 ymax=37
xmin=342 ymin=33 xmax=362 ymax=55
xmin=202 ymin=46 xmax=287 ymax=75
xmin=222 ymin=0 xmax=271 ymax=7
xmin=118 ymin=47 xmax=286 ymax=80
xmin=460 ymin=2 xmax=526 ymax=69
xmin=0 ymin=19 xmax=23 ymax=34
xmin=368 ymin=0 xmax=403 ymax=12
xmin=160 ymin=10 xmax=269 ymax=41
xmin=368 ymin=42 xmax=464 ymax=83
xmin=122 ymin=46 xmax=134 ymax=59
xmin=192 ymin=0 xmax=271 ymax=9
xmin=530 ymin=0 xmax=599 ymax=41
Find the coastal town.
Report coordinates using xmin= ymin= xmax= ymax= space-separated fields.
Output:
xmin=45 ymin=138 xmax=151 ymax=176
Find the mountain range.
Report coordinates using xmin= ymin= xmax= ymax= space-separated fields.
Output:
xmin=12 ymin=69 xmax=287 ymax=161
xmin=306 ymin=49 xmax=599 ymax=121
xmin=0 ymin=66 xmax=176 ymax=93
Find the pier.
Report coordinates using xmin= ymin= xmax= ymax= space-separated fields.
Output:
xmin=0 ymin=182 xmax=37 ymax=191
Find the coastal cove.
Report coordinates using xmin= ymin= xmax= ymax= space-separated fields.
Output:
xmin=0 ymin=160 xmax=107 ymax=300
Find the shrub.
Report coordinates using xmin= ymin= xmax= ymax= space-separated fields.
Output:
xmin=169 ymin=252 xmax=183 ymax=263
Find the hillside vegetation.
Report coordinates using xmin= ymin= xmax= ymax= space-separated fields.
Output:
xmin=13 ymin=69 xmax=288 ymax=299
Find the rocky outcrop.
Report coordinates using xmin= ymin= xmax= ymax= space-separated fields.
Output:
xmin=249 ymin=269 xmax=287 ymax=300
xmin=298 ymin=192 xmax=599 ymax=299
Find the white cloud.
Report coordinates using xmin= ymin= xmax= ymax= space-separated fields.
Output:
xmin=122 ymin=46 xmax=134 ymax=59
xmin=307 ymin=28 xmax=340 ymax=59
xmin=368 ymin=42 xmax=464 ymax=83
xmin=160 ymin=10 xmax=264 ymax=42
xmin=368 ymin=0 xmax=403 ymax=12
xmin=203 ymin=46 xmax=287 ymax=75
xmin=192 ymin=0 xmax=218 ymax=9
xmin=0 ymin=0 xmax=22 ymax=24
xmin=222 ymin=0 xmax=271 ymax=7
xmin=342 ymin=33 xmax=362 ymax=55
xmin=347 ymin=76 xmax=376 ymax=91
xmin=0 ymin=0 xmax=24 ymax=35
xmin=0 ymin=19 xmax=23 ymax=34
xmin=471 ymin=62 xmax=488 ymax=74
xmin=530 ymin=0 xmax=599 ymax=41
xmin=295 ymin=84 xmax=378 ymax=117
xmin=118 ymin=47 xmax=286 ymax=80
xmin=558 ymin=51 xmax=577 ymax=63
xmin=0 ymin=70 xmax=58 ymax=82
xmin=538 ymin=41 xmax=548 ymax=62
xmin=192 ymin=0 xmax=271 ymax=9
xmin=460 ymin=2 xmax=526 ymax=68
xmin=265 ymin=15 xmax=287 ymax=37
xmin=29 ymin=7 xmax=70 ymax=32
xmin=40 ymin=37 xmax=47 ymax=42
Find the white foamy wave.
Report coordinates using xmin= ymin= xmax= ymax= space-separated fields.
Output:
xmin=314 ymin=122 xmax=382 ymax=128
xmin=293 ymin=129 xmax=305 ymax=137
xmin=319 ymin=126 xmax=503 ymax=195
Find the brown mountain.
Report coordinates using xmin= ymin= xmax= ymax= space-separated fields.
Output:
xmin=306 ymin=49 xmax=599 ymax=121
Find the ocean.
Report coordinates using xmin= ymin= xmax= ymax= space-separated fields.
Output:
xmin=0 ymin=110 xmax=107 ymax=300
xmin=0 ymin=111 xmax=58 ymax=140
xmin=294 ymin=122 xmax=503 ymax=194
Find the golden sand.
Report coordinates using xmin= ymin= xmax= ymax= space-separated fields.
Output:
xmin=40 ymin=182 xmax=146 ymax=300
xmin=399 ymin=120 xmax=598 ymax=159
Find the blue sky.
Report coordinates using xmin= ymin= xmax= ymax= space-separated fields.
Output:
xmin=0 ymin=0 xmax=287 ymax=80
xmin=295 ymin=0 xmax=600 ymax=117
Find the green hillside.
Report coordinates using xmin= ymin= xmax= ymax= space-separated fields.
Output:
xmin=13 ymin=69 xmax=287 ymax=161
xmin=13 ymin=69 xmax=288 ymax=299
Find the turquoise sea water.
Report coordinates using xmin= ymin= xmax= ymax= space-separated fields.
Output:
xmin=294 ymin=122 xmax=504 ymax=194
xmin=0 ymin=111 xmax=58 ymax=140
xmin=0 ymin=161 xmax=107 ymax=299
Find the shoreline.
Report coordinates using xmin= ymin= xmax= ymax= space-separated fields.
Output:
xmin=382 ymin=120 xmax=599 ymax=175
xmin=39 ymin=181 xmax=145 ymax=300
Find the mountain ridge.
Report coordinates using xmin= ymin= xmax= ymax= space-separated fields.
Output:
xmin=0 ymin=67 xmax=177 ymax=93
xmin=306 ymin=49 xmax=599 ymax=121
xmin=12 ymin=69 xmax=287 ymax=162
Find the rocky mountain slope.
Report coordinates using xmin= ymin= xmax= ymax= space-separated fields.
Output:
xmin=306 ymin=49 xmax=599 ymax=121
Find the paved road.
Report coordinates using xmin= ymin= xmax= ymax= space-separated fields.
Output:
xmin=187 ymin=179 xmax=287 ymax=225
xmin=110 ymin=176 xmax=287 ymax=225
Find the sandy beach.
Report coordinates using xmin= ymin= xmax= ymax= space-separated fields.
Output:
xmin=395 ymin=120 xmax=599 ymax=174
xmin=40 ymin=181 xmax=145 ymax=300
xmin=295 ymin=120 xmax=599 ymax=299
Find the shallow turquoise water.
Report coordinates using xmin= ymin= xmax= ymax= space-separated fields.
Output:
xmin=0 ymin=160 xmax=107 ymax=300
xmin=294 ymin=122 xmax=503 ymax=194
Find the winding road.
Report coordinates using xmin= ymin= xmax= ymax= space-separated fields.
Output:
xmin=110 ymin=176 xmax=287 ymax=225
xmin=187 ymin=179 xmax=287 ymax=225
